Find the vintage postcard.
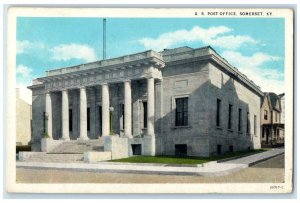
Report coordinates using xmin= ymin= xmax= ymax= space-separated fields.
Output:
xmin=6 ymin=7 xmax=294 ymax=193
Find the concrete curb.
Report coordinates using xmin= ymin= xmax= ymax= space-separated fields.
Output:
xmin=247 ymin=152 xmax=284 ymax=167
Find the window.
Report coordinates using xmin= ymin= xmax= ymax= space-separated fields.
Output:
xmin=254 ymin=115 xmax=257 ymax=136
xmin=98 ymin=106 xmax=102 ymax=134
xmin=229 ymin=145 xmax=233 ymax=152
xmin=228 ymin=104 xmax=232 ymax=129
xmin=120 ymin=104 xmax=124 ymax=130
xmin=43 ymin=112 xmax=46 ymax=133
xmin=175 ymin=144 xmax=187 ymax=157
xmin=131 ymin=144 xmax=142 ymax=155
xmin=246 ymin=112 xmax=250 ymax=134
xmin=217 ymin=145 xmax=222 ymax=155
xmin=69 ymin=109 xmax=72 ymax=132
xmin=264 ymin=110 xmax=268 ymax=120
xmin=238 ymin=108 xmax=242 ymax=132
xmin=87 ymin=107 xmax=90 ymax=131
xmin=216 ymin=99 xmax=221 ymax=127
xmin=143 ymin=101 xmax=147 ymax=128
xmin=175 ymin=97 xmax=188 ymax=126
xmin=262 ymin=127 xmax=265 ymax=138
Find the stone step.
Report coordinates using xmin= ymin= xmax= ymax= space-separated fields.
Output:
xmin=49 ymin=140 xmax=104 ymax=154
xmin=24 ymin=153 xmax=84 ymax=163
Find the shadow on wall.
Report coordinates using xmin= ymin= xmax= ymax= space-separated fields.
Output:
xmin=155 ymin=64 xmax=256 ymax=157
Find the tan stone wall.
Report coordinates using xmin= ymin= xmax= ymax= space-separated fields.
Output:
xmin=16 ymin=91 xmax=32 ymax=146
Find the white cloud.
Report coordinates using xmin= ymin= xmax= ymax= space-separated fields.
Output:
xmin=207 ymin=35 xmax=257 ymax=50
xmin=221 ymin=51 xmax=284 ymax=94
xmin=222 ymin=51 xmax=280 ymax=69
xmin=17 ymin=40 xmax=45 ymax=55
xmin=17 ymin=40 xmax=30 ymax=54
xmin=51 ymin=43 xmax=97 ymax=62
xmin=138 ymin=26 xmax=257 ymax=51
xmin=16 ymin=64 xmax=32 ymax=77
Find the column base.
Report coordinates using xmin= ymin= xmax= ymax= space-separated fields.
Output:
xmin=142 ymin=135 xmax=155 ymax=156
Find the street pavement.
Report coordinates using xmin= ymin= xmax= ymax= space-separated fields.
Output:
xmin=16 ymin=154 xmax=285 ymax=183
xmin=16 ymin=148 xmax=284 ymax=177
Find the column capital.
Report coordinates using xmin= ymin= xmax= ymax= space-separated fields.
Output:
xmin=101 ymin=82 xmax=109 ymax=86
xmin=123 ymin=79 xmax=131 ymax=83
xmin=146 ymin=76 xmax=154 ymax=80
xmin=61 ymin=88 xmax=69 ymax=92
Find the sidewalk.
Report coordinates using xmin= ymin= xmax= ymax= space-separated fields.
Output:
xmin=16 ymin=148 xmax=284 ymax=177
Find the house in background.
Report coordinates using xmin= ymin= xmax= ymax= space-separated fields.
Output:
xmin=260 ymin=92 xmax=285 ymax=147
xmin=279 ymin=93 xmax=285 ymax=124
xmin=16 ymin=87 xmax=32 ymax=147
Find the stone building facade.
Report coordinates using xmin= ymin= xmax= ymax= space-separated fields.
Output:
xmin=28 ymin=46 xmax=263 ymax=157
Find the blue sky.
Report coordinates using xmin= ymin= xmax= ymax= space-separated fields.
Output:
xmin=16 ymin=17 xmax=285 ymax=93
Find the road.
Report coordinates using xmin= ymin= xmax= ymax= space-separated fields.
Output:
xmin=16 ymin=154 xmax=284 ymax=183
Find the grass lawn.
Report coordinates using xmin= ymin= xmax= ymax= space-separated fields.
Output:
xmin=110 ymin=149 xmax=267 ymax=165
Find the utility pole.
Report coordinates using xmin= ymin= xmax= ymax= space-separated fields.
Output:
xmin=103 ymin=18 xmax=106 ymax=60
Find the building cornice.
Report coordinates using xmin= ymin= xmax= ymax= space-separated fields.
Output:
xmin=163 ymin=46 xmax=264 ymax=97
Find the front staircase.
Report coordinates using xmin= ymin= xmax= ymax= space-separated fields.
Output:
xmin=49 ymin=140 xmax=105 ymax=154
xmin=22 ymin=153 xmax=84 ymax=163
xmin=19 ymin=140 xmax=105 ymax=163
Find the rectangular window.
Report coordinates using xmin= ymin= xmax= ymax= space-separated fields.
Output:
xmin=143 ymin=101 xmax=147 ymax=128
xmin=43 ymin=112 xmax=46 ymax=133
xmin=217 ymin=145 xmax=222 ymax=155
xmin=238 ymin=108 xmax=242 ymax=132
xmin=254 ymin=115 xmax=257 ymax=136
xmin=264 ymin=110 xmax=268 ymax=120
xmin=175 ymin=144 xmax=187 ymax=157
xmin=175 ymin=97 xmax=188 ymax=126
xmin=99 ymin=106 xmax=102 ymax=134
xmin=228 ymin=104 xmax=232 ymax=129
xmin=246 ymin=112 xmax=250 ymax=134
xmin=216 ymin=99 xmax=221 ymax=127
xmin=69 ymin=109 xmax=72 ymax=132
xmin=87 ymin=107 xmax=90 ymax=131
xmin=120 ymin=104 xmax=124 ymax=130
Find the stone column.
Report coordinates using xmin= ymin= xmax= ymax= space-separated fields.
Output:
xmin=102 ymin=83 xmax=110 ymax=136
xmin=79 ymin=87 xmax=88 ymax=140
xmin=124 ymin=80 xmax=132 ymax=137
xmin=61 ymin=90 xmax=70 ymax=140
xmin=147 ymin=77 xmax=155 ymax=136
xmin=45 ymin=92 xmax=52 ymax=139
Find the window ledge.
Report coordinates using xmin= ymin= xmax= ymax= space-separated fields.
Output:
xmin=172 ymin=125 xmax=192 ymax=129
xmin=238 ymin=131 xmax=243 ymax=134
xmin=216 ymin=126 xmax=222 ymax=130
xmin=227 ymin=129 xmax=233 ymax=132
